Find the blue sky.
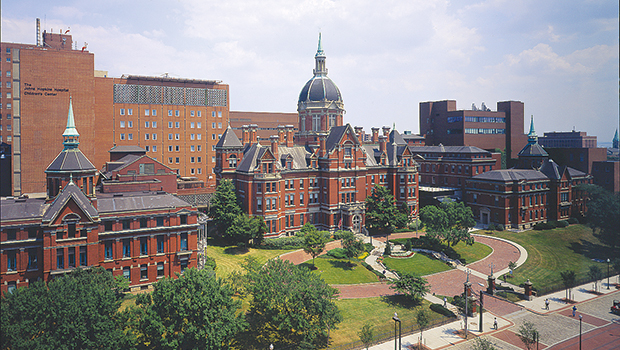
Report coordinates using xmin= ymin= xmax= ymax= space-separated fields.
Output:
xmin=2 ymin=0 xmax=618 ymax=142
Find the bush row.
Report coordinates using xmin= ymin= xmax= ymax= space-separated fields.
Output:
xmin=326 ymin=248 xmax=347 ymax=259
xmin=260 ymin=236 xmax=304 ymax=250
xmin=430 ymin=303 xmax=456 ymax=318
xmin=533 ymin=220 xmax=570 ymax=230
xmin=486 ymin=223 xmax=505 ymax=231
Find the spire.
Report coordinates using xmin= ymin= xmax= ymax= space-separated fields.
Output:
xmin=613 ymin=128 xmax=619 ymax=148
xmin=62 ymin=97 xmax=80 ymax=149
xmin=527 ymin=115 xmax=537 ymax=144
xmin=313 ymin=32 xmax=327 ymax=77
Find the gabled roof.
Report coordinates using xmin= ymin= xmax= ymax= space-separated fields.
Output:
xmin=0 ymin=198 xmax=47 ymax=221
xmin=236 ymin=144 xmax=267 ymax=173
xmin=325 ymin=124 xmax=359 ymax=152
xmin=472 ymin=169 xmax=548 ymax=182
xmin=42 ymin=181 xmax=99 ymax=223
xmin=108 ymin=145 xmax=147 ymax=154
xmin=388 ymin=130 xmax=407 ymax=146
xmin=216 ymin=125 xmax=243 ymax=148
xmin=518 ymin=142 xmax=548 ymax=157
xmin=539 ymin=159 xmax=561 ymax=179
xmin=97 ymin=192 xmax=192 ymax=214
xmin=46 ymin=148 xmax=97 ymax=173
xmin=101 ymin=154 xmax=172 ymax=179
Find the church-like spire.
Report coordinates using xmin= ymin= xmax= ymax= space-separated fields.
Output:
xmin=527 ymin=115 xmax=537 ymax=144
xmin=62 ymin=97 xmax=80 ymax=149
xmin=313 ymin=32 xmax=327 ymax=77
xmin=613 ymin=128 xmax=619 ymax=149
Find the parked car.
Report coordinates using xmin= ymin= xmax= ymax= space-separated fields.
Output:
xmin=612 ymin=300 xmax=620 ymax=315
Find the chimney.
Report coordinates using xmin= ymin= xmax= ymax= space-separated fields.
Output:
xmin=270 ymin=135 xmax=279 ymax=159
xmin=278 ymin=125 xmax=286 ymax=144
xmin=379 ymin=135 xmax=387 ymax=153
xmin=242 ymin=125 xmax=249 ymax=145
xmin=354 ymin=126 xmax=363 ymax=142
xmin=249 ymin=124 xmax=258 ymax=144
xmin=285 ymin=125 xmax=295 ymax=147
xmin=371 ymin=127 xmax=380 ymax=143
xmin=382 ymin=126 xmax=391 ymax=137
xmin=318 ymin=133 xmax=327 ymax=157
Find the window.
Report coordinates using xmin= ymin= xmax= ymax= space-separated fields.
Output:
xmin=157 ymin=235 xmax=165 ymax=253
xmin=180 ymin=215 xmax=187 ymax=225
xmin=140 ymin=237 xmax=148 ymax=255
xmin=180 ymin=233 xmax=188 ymax=251
xmin=190 ymin=122 xmax=195 ymax=128
xmin=175 ymin=157 xmax=180 ymax=163
xmin=197 ymin=111 xmax=201 ymax=117
xmin=175 ymin=133 xmax=180 ymax=140
xmin=191 ymin=134 xmax=195 ymax=140
xmin=197 ymin=156 xmax=202 ymax=163
xmin=197 ymin=122 xmax=201 ymax=128
xmin=191 ymin=110 xmax=195 ymax=117
xmin=128 ymin=121 xmax=133 ymax=128
xmin=7 ymin=251 xmax=16 ymax=271
xmin=197 ymin=134 xmax=201 ymax=140
xmin=120 ymin=108 xmax=125 ymax=115
xmin=175 ymin=110 xmax=180 ymax=117
xmin=156 ymin=217 xmax=164 ymax=227
xmin=140 ymin=264 xmax=148 ymax=280
xmin=218 ymin=122 xmax=222 ymax=128
xmin=27 ymin=249 xmax=39 ymax=269
xmin=120 ymin=121 xmax=126 ymax=128
xmin=168 ymin=110 xmax=173 ymax=116
xmin=120 ymin=133 xmax=125 ymax=140
xmin=218 ymin=111 xmax=222 ymax=118
xmin=212 ymin=134 xmax=216 ymax=140
xmin=152 ymin=133 xmax=157 ymax=140
xmin=157 ymin=262 xmax=164 ymax=277
xmin=7 ymin=282 xmax=16 ymax=294
xmin=127 ymin=109 xmax=133 ymax=116
xmin=128 ymin=133 xmax=133 ymax=140
xmin=123 ymin=266 xmax=131 ymax=282
xmin=152 ymin=145 xmax=157 ymax=152
xmin=145 ymin=134 xmax=150 ymax=140
xmin=175 ymin=145 xmax=180 ymax=152
xmin=299 ymin=193 xmax=304 ymax=205
xmin=123 ymin=239 xmax=131 ymax=257
xmin=79 ymin=246 xmax=87 ymax=266
xmin=68 ymin=247 xmax=75 ymax=267
xmin=175 ymin=121 xmax=180 ymax=128
xmin=152 ymin=109 xmax=157 ymax=116
xmin=105 ymin=241 xmax=113 ymax=260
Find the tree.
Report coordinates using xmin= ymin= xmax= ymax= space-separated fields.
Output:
xmin=1 ymin=267 xmax=128 ymax=350
xmin=131 ymin=268 xmax=246 ymax=350
xmin=471 ymin=337 xmax=498 ymax=350
xmin=245 ymin=259 xmax=341 ymax=348
xmin=209 ymin=179 xmax=242 ymax=235
xmin=365 ymin=185 xmax=408 ymax=234
xmin=416 ymin=309 xmax=430 ymax=346
xmin=588 ymin=265 xmax=603 ymax=293
xmin=358 ymin=323 xmax=374 ymax=350
xmin=388 ymin=273 xmax=430 ymax=304
xmin=517 ymin=321 xmax=540 ymax=350
xmin=302 ymin=224 xmax=328 ymax=268
xmin=560 ymin=270 xmax=576 ymax=301
xmin=614 ymin=258 xmax=620 ymax=285
xmin=578 ymin=184 xmax=620 ymax=247
xmin=420 ymin=201 xmax=476 ymax=247
xmin=225 ymin=214 xmax=267 ymax=248
xmin=341 ymin=231 xmax=365 ymax=266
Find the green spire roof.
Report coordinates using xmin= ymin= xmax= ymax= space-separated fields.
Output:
xmin=315 ymin=32 xmax=324 ymax=57
xmin=613 ymin=129 xmax=619 ymax=142
xmin=62 ymin=97 xmax=80 ymax=149
xmin=527 ymin=115 xmax=538 ymax=145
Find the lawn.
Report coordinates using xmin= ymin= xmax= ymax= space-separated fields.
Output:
xmin=298 ymin=256 xmax=379 ymax=284
xmin=482 ymin=224 xmax=617 ymax=292
xmin=452 ymin=241 xmax=493 ymax=265
xmin=383 ymin=253 xmax=453 ymax=276
xmin=206 ymin=244 xmax=294 ymax=277
xmin=330 ymin=296 xmax=451 ymax=348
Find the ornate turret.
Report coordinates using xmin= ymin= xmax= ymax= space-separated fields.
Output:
xmin=527 ymin=115 xmax=537 ymax=144
xmin=517 ymin=116 xmax=548 ymax=169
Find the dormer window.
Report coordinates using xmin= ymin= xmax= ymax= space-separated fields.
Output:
xmin=228 ymin=155 xmax=237 ymax=168
xmin=344 ymin=146 xmax=352 ymax=158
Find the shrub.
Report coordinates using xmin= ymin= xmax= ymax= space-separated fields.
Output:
xmin=557 ymin=220 xmax=569 ymax=228
xmin=534 ymin=221 xmax=557 ymax=230
xmin=496 ymin=224 xmax=505 ymax=231
xmin=364 ymin=243 xmax=375 ymax=253
xmin=261 ymin=236 xmax=304 ymax=249
xmin=568 ymin=217 xmax=579 ymax=224
xmin=332 ymin=230 xmax=348 ymax=240
xmin=487 ymin=223 xmax=496 ymax=231
xmin=383 ymin=243 xmax=392 ymax=256
xmin=430 ymin=303 xmax=456 ymax=318
xmin=372 ymin=270 xmax=386 ymax=279
xmin=404 ymin=239 xmax=412 ymax=251
xmin=326 ymin=248 xmax=347 ymax=259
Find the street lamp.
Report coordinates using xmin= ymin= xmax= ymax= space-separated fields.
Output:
xmin=269 ymin=344 xmax=273 ymax=350
xmin=392 ymin=312 xmax=401 ymax=350
xmin=607 ymin=258 xmax=611 ymax=290
xmin=579 ymin=314 xmax=582 ymax=350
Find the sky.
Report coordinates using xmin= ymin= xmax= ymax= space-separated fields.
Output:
xmin=2 ymin=0 xmax=618 ymax=143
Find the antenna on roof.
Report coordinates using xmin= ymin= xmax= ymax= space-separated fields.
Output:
xmin=36 ymin=18 xmax=41 ymax=46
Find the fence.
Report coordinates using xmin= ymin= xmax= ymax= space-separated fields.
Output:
xmin=535 ymin=271 xmax=618 ymax=297
xmin=327 ymin=315 xmax=457 ymax=350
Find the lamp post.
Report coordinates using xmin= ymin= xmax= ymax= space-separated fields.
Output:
xmin=579 ymin=314 xmax=582 ymax=350
xmin=392 ymin=312 xmax=401 ymax=350
xmin=464 ymin=269 xmax=471 ymax=339
xmin=607 ymin=258 xmax=610 ymax=290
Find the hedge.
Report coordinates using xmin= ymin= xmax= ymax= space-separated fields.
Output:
xmin=260 ymin=236 xmax=304 ymax=249
xmin=430 ymin=303 xmax=456 ymax=318
xmin=326 ymin=248 xmax=347 ymax=259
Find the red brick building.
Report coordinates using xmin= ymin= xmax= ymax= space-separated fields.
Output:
xmin=466 ymin=118 xmax=591 ymax=229
xmin=591 ymin=161 xmax=619 ymax=193
xmin=0 ymin=100 xmax=199 ymax=294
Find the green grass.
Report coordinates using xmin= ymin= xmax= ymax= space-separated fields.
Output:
xmin=206 ymin=245 xmax=295 ymax=277
xmin=330 ymin=296 xmax=449 ymax=348
xmin=298 ymin=257 xmax=379 ymax=284
xmin=482 ymin=225 xmax=618 ymax=291
xmin=451 ymin=241 xmax=493 ymax=264
xmin=383 ymin=253 xmax=453 ymax=276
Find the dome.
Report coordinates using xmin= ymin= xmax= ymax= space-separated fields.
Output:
xmin=298 ymin=76 xmax=342 ymax=103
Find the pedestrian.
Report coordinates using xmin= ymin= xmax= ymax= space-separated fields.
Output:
xmin=545 ymin=298 xmax=549 ymax=310
xmin=443 ymin=297 xmax=447 ymax=308
xmin=493 ymin=317 xmax=498 ymax=330
xmin=572 ymin=305 xmax=577 ymax=317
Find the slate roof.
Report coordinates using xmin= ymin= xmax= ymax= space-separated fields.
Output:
xmin=360 ymin=145 xmax=380 ymax=166
xmin=518 ymin=142 xmax=548 ymax=157
xmin=298 ymin=76 xmax=342 ymax=103
xmin=97 ymin=192 xmax=192 ymax=214
xmin=216 ymin=125 xmax=243 ymax=148
xmin=325 ymin=125 xmax=349 ymax=152
xmin=46 ymin=148 xmax=97 ymax=173
xmin=0 ymin=198 xmax=47 ymax=221
xmin=236 ymin=144 xmax=267 ymax=173
xmin=42 ymin=181 xmax=99 ymax=223
xmin=407 ymin=145 xmax=490 ymax=155
xmin=472 ymin=169 xmax=548 ymax=182
xmin=108 ymin=145 xmax=147 ymax=154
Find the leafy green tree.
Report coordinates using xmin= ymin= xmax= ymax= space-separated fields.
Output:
xmin=245 ymin=259 xmax=341 ymax=348
xmin=1 ymin=267 xmax=128 ymax=350
xmin=517 ymin=321 xmax=540 ymax=350
xmin=341 ymin=231 xmax=365 ymax=266
xmin=358 ymin=323 xmax=374 ymax=350
xmin=302 ymin=224 xmax=328 ymax=268
xmin=588 ymin=265 xmax=603 ymax=292
xmin=225 ymin=214 xmax=267 ymax=248
xmin=388 ymin=273 xmax=430 ymax=304
xmin=578 ymin=184 xmax=620 ymax=247
xmin=471 ymin=337 xmax=498 ymax=350
xmin=209 ymin=179 xmax=242 ymax=235
xmin=416 ymin=309 xmax=430 ymax=345
xmin=131 ymin=268 xmax=245 ymax=350
xmin=365 ymin=185 xmax=408 ymax=233
xmin=420 ymin=201 xmax=476 ymax=247
xmin=560 ymin=270 xmax=576 ymax=301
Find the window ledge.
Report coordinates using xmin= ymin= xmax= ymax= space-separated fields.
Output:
xmin=122 ymin=257 xmax=132 ymax=260
xmin=5 ymin=270 xmax=18 ymax=275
